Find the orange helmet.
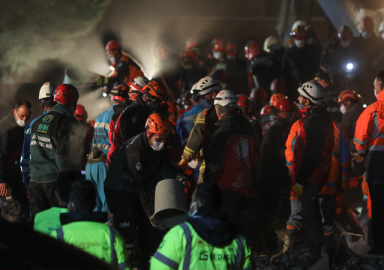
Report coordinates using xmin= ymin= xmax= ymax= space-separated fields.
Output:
xmin=111 ymin=84 xmax=129 ymax=102
xmin=275 ymin=98 xmax=293 ymax=112
xmin=270 ymin=79 xmax=286 ymax=94
xmin=211 ymin=38 xmax=224 ymax=52
xmin=145 ymin=113 xmax=170 ymax=137
xmin=237 ymin=94 xmax=250 ymax=108
xmin=338 ymin=90 xmax=358 ymax=104
xmin=244 ymin=40 xmax=262 ymax=60
xmin=270 ymin=93 xmax=287 ymax=107
xmin=225 ymin=43 xmax=238 ymax=58
xmin=167 ymin=100 xmax=178 ymax=115
xmin=74 ymin=104 xmax=87 ymax=121
xmin=105 ymin=40 xmax=122 ymax=51
xmin=143 ymin=81 xmax=168 ymax=101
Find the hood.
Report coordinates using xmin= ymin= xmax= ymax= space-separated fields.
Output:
xmin=187 ymin=206 xmax=236 ymax=246
xmin=60 ymin=210 xmax=108 ymax=226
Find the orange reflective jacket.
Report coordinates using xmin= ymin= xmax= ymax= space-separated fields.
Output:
xmin=286 ymin=119 xmax=351 ymax=200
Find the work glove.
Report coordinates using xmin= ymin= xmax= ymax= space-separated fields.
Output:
xmin=96 ymin=76 xmax=109 ymax=87
xmin=178 ymin=159 xmax=188 ymax=169
xmin=294 ymin=183 xmax=304 ymax=197
xmin=150 ymin=215 xmax=166 ymax=230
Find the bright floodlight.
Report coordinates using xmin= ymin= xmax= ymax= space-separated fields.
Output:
xmin=102 ymin=92 xmax=108 ymax=97
xmin=363 ymin=104 xmax=367 ymax=108
xmin=346 ymin=63 xmax=354 ymax=70
xmin=110 ymin=66 xmax=115 ymax=71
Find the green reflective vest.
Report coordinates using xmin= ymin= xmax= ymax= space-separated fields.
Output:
xmin=150 ymin=222 xmax=252 ymax=270
xmin=50 ymin=221 xmax=130 ymax=270
xmin=34 ymin=207 xmax=68 ymax=234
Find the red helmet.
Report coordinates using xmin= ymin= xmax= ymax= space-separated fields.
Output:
xmin=105 ymin=40 xmax=122 ymax=51
xmin=244 ymin=40 xmax=262 ymax=60
xmin=143 ymin=81 xmax=169 ymax=101
xmin=270 ymin=93 xmax=287 ymax=107
xmin=290 ymin=26 xmax=306 ymax=40
xmin=270 ymin=79 xmax=286 ymax=94
xmin=211 ymin=38 xmax=224 ymax=52
xmin=250 ymin=87 xmax=268 ymax=102
xmin=260 ymin=104 xmax=273 ymax=116
xmin=54 ymin=84 xmax=79 ymax=106
xmin=111 ymin=84 xmax=129 ymax=102
xmin=167 ymin=100 xmax=177 ymax=115
xmin=185 ymin=38 xmax=198 ymax=49
xmin=181 ymin=48 xmax=199 ymax=65
xmin=275 ymin=98 xmax=293 ymax=112
xmin=360 ymin=16 xmax=374 ymax=31
xmin=237 ymin=94 xmax=250 ymax=108
xmin=75 ymin=104 xmax=87 ymax=121
xmin=338 ymin=26 xmax=353 ymax=41
xmin=338 ymin=90 xmax=358 ymax=104
xmin=225 ymin=43 xmax=238 ymax=58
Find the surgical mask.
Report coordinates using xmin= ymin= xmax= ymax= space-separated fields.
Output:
xmin=199 ymin=98 xmax=211 ymax=108
xmin=213 ymin=51 xmax=224 ymax=60
xmin=150 ymin=141 xmax=165 ymax=151
xmin=340 ymin=40 xmax=351 ymax=48
xmin=340 ymin=104 xmax=347 ymax=114
xmin=15 ymin=114 xmax=25 ymax=127
xmin=295 ymin=40 xmax=305 ymax=49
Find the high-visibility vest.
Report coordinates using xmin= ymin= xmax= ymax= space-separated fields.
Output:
xmin=34 ymin=207 xmax=68 ymax=234
xmin=150 ymin=222 xmax=252 ymax=270
xmin=286 ymin=120 xmax=351 ymax=200
xmin=51 ymin=221 xmax=130 ymax=270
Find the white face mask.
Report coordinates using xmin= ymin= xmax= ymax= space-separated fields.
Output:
xmin=295 ymin=40 xmax=305 ymax=49
xmin=340 ymin=104 xmax=347 ymax=114
xmin=150 ymin=141 xmax=165 ymax=151
xmin=340 ymin=40 xmax=351 ymax=48
xmin=14 ymin=114 xmax=25 ymax=127
xmin=375 ymin=89 xmax=378 ymax=98
xmin=213 ymin=51 xmax=224 ymax=60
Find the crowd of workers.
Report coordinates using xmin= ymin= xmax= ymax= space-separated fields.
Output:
xmin=2 ymin=15 xmax=384 ymax=269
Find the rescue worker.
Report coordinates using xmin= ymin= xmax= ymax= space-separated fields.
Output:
xmin=281 ymin=26 xmax=321 ymax=100
xmin=96 ymin=40 xmax=144 ymax=94
xmin=270 ymin=93 xmax=287 ymax=107
xmin=263 ymin=35 xmax=286 ymax=61
xmin=180 ymin=76 xmax=222 ymax=183
xmin=354 ymin=70 xmax=384 ymax=255
xmin=315 ymin=71 xmax=341 ymax=123
xmin=128 ymin=76 xmax=149 ymax=103
xmin=104 ymin=113 xmax=183 ymax=269
xmin=74 ymin=104 xmax=94 ymax=171
xmin=33 ymin=170 xmax=79 ymax=234
xmin=107 ymin=80 xmax=169 ymax=166
xmin=237 ymin=94 xmax=254 ymax=123
xmin=180 ymin=47 xmax=207 ymax=95
xmin=270 ymin=79 xmax=286 ymax=95
xmin=50 ymin=180 xmax=130 ymax=270
xmin=259 ymin=98 xmax=293 ymax=223
xmin=250 ymin=87 xmax=269 ymax=118
xmin=176 ymin=84 xmax=204 ymax=145
xmin=259 ymin=104 xmax=276 ymax=135
xmin=0 ymin=100 xmax=32 ymax=222
xmin=207 ymin=37 xmax=225 ymax=69
xmin=29 ymin=84 xmax=81 ymax=217
xmin=245 ymin=40 xmax=280 ymax=92
xmin=86 ymin=84 xmax=131 ymax=212
xmin=21 ymin=82 xmax=56 ymax=191
xmin=150 ymin=183 xmax=252 ymax=270
xmin=284 ymin=81 xmax=349 ymax=263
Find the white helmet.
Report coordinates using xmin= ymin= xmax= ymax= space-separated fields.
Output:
xmin=190 ymin=82 xmax=198 ymax=94
xmin=39 ymin=82 xmax=56 ymax=100
xmin=130 ymin=76 xmax=149 ymax=93
xmin=263 ymin=36 xmax=279 ymax=52
xmin=214 ymin=90 xmax=238 ymax=107
xmin=194 ymin=76 xmax=222 ymax=96
xmin=291 ymin=20 xmax=307 ymax=31
xmin=297 ymin=80 xmax=324 ymax=104
xmin=379 ymin=21 xmax=384 ymax=33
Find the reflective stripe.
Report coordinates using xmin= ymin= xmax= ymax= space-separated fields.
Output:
xmin=291 ymin=135 xmax=297 ymax=153
xmin=94 ymin=122 xmax=110 ymax=130
xmin=56 ymin=227 xmax=64 ymax=240
xmin=235 ymin=235 xmax=244 ymax=269
xmin=93 ymin=143 xmax=111 ymax=150
xmin=110 ymin=227 xmax=116 ymax=264
xmin=353 ymin=137 xmax=369 ymax=145
xmin=184 ymin=146 xmax=196 ymax=156
xmin=357 ymin=149 xmax=367 ymax=155
xmin=286 ymin=160 xmax=292 ymax=166
xmin=117 ymin=261 xmax=129 ymax=270
xmin=196 ymin=119 xmax=205 ymax=124
xmin=153 ymin=251 xmax=179 ymax=269
xmin=180 ymin=223 xmax=192 ymax=270
xmin=368 ymin=145 xmax=384 ymax=151
xmin=183 ymin=115 xmax=195 ymax=121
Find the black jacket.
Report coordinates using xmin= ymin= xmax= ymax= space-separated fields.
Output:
xmin=0 ymin=111 xmax=24 ymax=184
xmin=341 ymin=102 xmax=364 ymax=152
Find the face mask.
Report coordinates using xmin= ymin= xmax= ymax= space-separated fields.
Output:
xmin=109 ymin=57 xmax=115 ymax=63
xmin=213 ymin=51 xmax=224 ymax=60
xmin=340 ymin=104 xmax=347 ymax=114
xmin=340 ymin=40 xmax=351 ymax=48
xmin=298 ymin=104 xmax=306 ymax=109
xmin=295 ymin=40 xmax=305 ymax=49
xmin=375 ymin=89 xmax=378 ymax=98
xmin=14 ymin=114 xmax=25 ymax=127
xmin=199 ymin=98 xmax=211 ymax=109
xmin=150 ymin=141 xmax=165 ymax=151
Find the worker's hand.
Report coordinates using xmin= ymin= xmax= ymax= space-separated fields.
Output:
xmin=178 ymin=159 xmax=188 ymax=169
xmin=0 ymin=183 xmax=7 ymax=197
xmin=96 ymin=76 xmax=108 ymax=87
xmin=150 ymin=215 xmax=166 ymax=230
xmin=294 ymin=183 xmax=304 ymax=197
